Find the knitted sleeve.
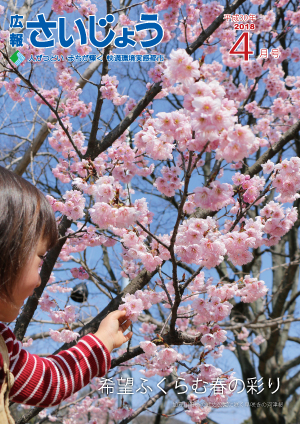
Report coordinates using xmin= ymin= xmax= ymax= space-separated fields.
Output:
xmin=0 ymin=323 xmax=111 ymax=407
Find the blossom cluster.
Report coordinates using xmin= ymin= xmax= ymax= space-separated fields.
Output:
xmin=47 ymin=189 xmax=86 ymax=221
xmin=119 ymin=290 xmax=163 ymax=322
xmin=49 ymin=305 xmax=78 ymax=324
xmin=49 ymin=329 xmax=80 ymax=343
xmin=174 ymin=217 xmax=226 ymax=268
xmin=1 ymin=78 xmax=24 ymax=103
xmin=89 ymin=201 xmax=142 ymax=230
xmin=100 ymin=75 xmax=128 ymax=106
xmin=71 ymin=266 xmax=89 ymax=279
xmin=259 ymin=201 xmax=297 ymax=246
xmin=153 ymin=165 xmax=183 ymax=197
xmin=48 ymin=119 xmax=87 ymax=160
xmin=139 ymin=341 xmax=182 ymax=377
xmin=139 ymin=56 xmax=260 ymax=167
xmin=271 ymin=157 xmax=300 ymax=203
xmin=232 ymin=173 xmax=266 ymax=204
xmin=191 ymin=181 xmax=235 ymax=211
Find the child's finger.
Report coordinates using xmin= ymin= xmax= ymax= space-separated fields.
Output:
xmin=124 ymin=331 xmax=133 ymax=342
xmin=113 ymin=309 xmax=127 ymax=318
xmin=118 ymin=315 xmax=131 ymax=326
xmin=120 ymin=319 xmax=132 ymax=332
xmin=110 ymin=310 xmax=127 ymax=322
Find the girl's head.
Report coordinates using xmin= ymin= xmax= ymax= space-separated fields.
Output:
xmin=0 ymin=166 xmax=58 ymax=320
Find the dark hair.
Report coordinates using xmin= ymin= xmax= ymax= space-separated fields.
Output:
xmin=0 ymin=166 xmax=58 ymax=305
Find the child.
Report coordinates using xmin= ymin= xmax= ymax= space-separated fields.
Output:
xmin=0 ymin=166 xmax=132 ymax=411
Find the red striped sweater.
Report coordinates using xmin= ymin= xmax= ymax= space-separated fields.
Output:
xmin=0 ymin=323 xmax=111 ymax=407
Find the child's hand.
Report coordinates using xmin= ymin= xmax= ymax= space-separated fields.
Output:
xmin=94 ymin=310 xmax=133 ymax=353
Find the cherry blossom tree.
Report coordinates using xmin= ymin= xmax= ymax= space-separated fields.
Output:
xmin=1 ymin=0 xmax=300 ymax=423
